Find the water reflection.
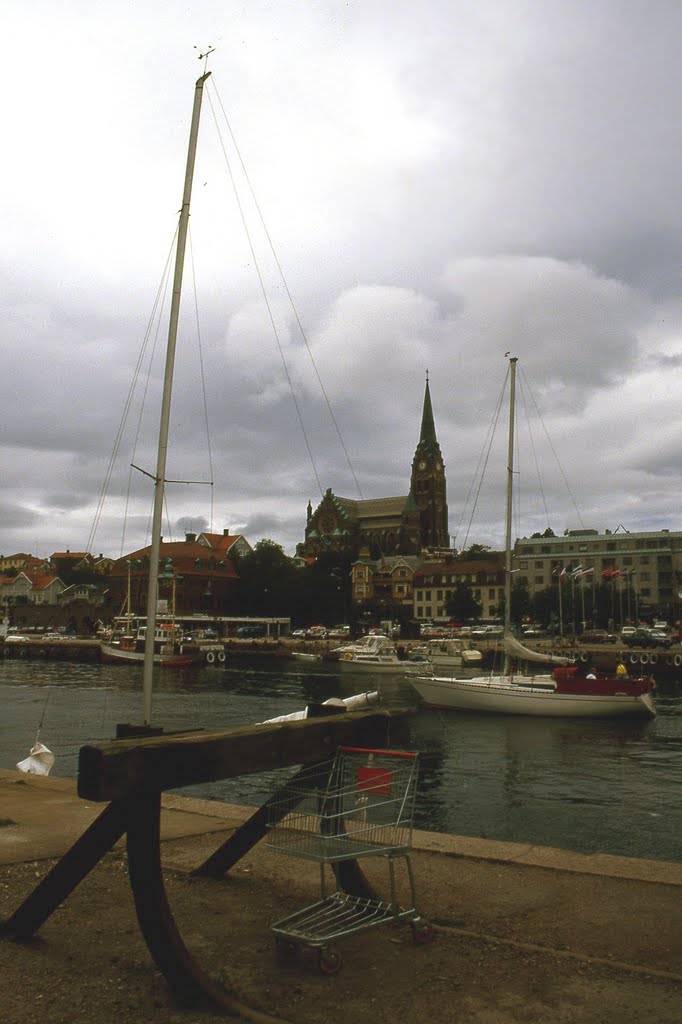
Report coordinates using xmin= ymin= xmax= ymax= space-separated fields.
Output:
xmin=0 ymin=656 xmax=680 ymax=862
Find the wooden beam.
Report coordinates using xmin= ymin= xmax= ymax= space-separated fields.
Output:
xmin=78 ymin=707 xmax=412 ymax=802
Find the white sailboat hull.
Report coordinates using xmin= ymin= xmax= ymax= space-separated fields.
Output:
xmin=408 ymin=674 xmax=656 ymax=718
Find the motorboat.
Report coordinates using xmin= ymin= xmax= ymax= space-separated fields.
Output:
xmin=337 ymin=634 xmax=408 ymax=673
xmin=412 ymin=637 xmax=483 ymax=671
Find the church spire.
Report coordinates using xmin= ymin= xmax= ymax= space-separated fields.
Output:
xmin=418 ymin=370 xmax=437 ymax=454
xmin=409 ymin=371 xmax=449 ymax=550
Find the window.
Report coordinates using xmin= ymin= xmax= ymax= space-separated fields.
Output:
xmin=488 ymin=588 xmax=496 ymax=598
xmin=535 ymin=560 xmax=543 ymax=568
xmin=535 ymin=576 xmax=544 ymax=584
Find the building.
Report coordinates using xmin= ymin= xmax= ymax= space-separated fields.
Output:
xmin=106 ymin=531 xmax=247 ymax=618
xmin=350 ymin=556 xmax=423 ymax=621
xmin=0 ymin=572 xmax=67 ymax=609
xmin=412 ymin=556 xmax=506 ymax=623
xmin=513 ymin=528 xmax=682 ymax=622
xmin=299 ymin=375 xmax=449 ymax=560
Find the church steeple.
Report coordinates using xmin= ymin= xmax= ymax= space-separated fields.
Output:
xmin=409 ymin=372 xmax=449 ymax=550
xmin=418 ymin=370 xmax=437 ymax=453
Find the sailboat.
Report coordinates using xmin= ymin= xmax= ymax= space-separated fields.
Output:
xmin=408 ymin=357 xmax=656 ymax=718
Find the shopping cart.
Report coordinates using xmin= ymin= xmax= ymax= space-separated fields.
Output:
xmin=266 ymin=746 xmax=432 ymax=973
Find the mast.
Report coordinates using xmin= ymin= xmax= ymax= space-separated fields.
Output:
xmin=503 ymin=357 xmax=517 ymax=669
xmin=142 ymin=71 xmax=211 ymax=726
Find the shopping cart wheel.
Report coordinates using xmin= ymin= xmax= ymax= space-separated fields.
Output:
xmin=411 ymin=918 xmax=434 ymax=944
xmin=318 ymin=946 xmax=343 ymax=975
xmin=275 ymin=938 xmax=299 ymax=961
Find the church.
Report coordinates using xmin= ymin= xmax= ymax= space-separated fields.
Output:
xmin=298 ymin=376 xmax=449 ymax=560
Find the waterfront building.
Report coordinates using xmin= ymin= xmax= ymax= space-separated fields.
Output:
xmin=412 ymin=555 xmax=506 ymax=623
xmin=350 ymin=555 xmax=422 ymax=621
xmin=298 ymin=375 xmax=449 ymax=561
xmin=514 ymin=527 xmax=682 ymax=622
xmin=106 ymin=531 xmax=246 ymax=618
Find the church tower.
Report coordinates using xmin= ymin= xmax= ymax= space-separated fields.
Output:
xmin=408 ymin=373 xmax=449 ymax=549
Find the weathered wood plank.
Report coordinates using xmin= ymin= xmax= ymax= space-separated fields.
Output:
xmin=78 ymin=707 xmax=412 ymax=802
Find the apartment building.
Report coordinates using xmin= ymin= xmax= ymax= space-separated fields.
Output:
xmin=513 ymin=528 xmax=682 ymax=620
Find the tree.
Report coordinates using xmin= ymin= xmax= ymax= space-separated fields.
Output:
xmin=496 ymin=580 xmax=531 ymax=626
xmin=458 ymin=544 xmax=491 ymax=560
xmin=232 ymin=540 xmax=298 ymax=617
xmin=445 ymin=581 xmax=482 ymax=622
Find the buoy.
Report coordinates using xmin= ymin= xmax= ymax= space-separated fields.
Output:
xmin=674 ymin=653 xmax=682 ymax=668
xmin=639 ymin=653 xmax=649 ymax=665
xmin=579 ymin=652 xmax=589 ymax=663
xmin=218 ymin=650 xmax=226 ymax=663
xmin=629 ymin=653 xmax=639 ymax=664
xmin=649 ymin=652 xmax=658 ymax=665
xmin=206 ymin=651 xmax=215 ymax=664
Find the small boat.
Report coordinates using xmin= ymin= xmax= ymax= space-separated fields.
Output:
xmin=337 ymin=634 xmax=408 ymax=673
xmin=409 ymin=357 xmax=656 ymax=719
xmin=412 ymin=637 xmax=483 ymax=671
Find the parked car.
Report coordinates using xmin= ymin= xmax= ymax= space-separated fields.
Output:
xmin=326 ymin=625 xmax=351 ymax=639
xmin=305 ymin=626 xmax=327 ymax=640
xmin=471 ymin=625 xmax=504 ymax=638
xmin=578 ymin=629 xmax=617 ymax=644
xmin=622 ymin=629 xmax=673 ymax=649
xmin=237 ymin=624 xmax=265 ymax=638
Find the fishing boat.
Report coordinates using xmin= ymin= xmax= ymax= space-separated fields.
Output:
xmin=408 ymin=357 xmax=656 ymax=719
xmin=100 ymin=616 xmax=195 ymax=668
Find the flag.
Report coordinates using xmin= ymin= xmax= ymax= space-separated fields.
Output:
xmin=577 ymin=567 xmax=594 ymax=577
xmin=570 ymin=565 xmax=583 ymax=577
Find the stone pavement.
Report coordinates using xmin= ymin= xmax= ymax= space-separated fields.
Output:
xmin=0 ymin=769 xmax=680 ymax=1024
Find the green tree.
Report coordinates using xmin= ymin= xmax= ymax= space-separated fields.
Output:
xmin=458 ymin=544 xmax=491 ymax=560
xmin=496 ymin=580 xmax=531 ymax=626
xmin=445 ymin=581 xmax=482 ymax=622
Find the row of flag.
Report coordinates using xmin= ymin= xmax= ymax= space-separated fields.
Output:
xmin=552 ymin=565 xmax=635 ymax=579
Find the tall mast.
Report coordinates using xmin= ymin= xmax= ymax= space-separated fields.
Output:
xmin=142 ymin=71 xmax=211 ymax=725
xmin=504 ymin=357 xmax=517 ymax=658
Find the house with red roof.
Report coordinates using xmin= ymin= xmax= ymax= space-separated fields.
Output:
xmin=106 ymin=531 xmax=247 ymax=617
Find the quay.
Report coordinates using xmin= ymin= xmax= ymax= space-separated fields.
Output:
xmin=3 ymin=635 xmax=682 ymax=679
xmin=0 ymin=768 xmax=680 ymax=1023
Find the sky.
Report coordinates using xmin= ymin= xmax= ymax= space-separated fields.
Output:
xmin=3 ymin=0 xmax=682 ymax=561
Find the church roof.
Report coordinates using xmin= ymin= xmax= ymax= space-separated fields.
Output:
xmin=333 ymin=495 xmax=408 ymax=521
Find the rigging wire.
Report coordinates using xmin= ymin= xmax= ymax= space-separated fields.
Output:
xmin=204 ymin=86 xmax=323 ymax=499
xmin=188 ymin=224 xmax=215 ymax=534
xmin=516 ymin=374 xmax=551 ymax=531
xmin=206 ymin=79 xmax=363 ymax=500
xmin=517 ymin=365 xmax=586 ymax=531
xmin=453 ymin=365 xmax=509 ymax=551
xmin=85 ymin=230 xmax=177 ymax=558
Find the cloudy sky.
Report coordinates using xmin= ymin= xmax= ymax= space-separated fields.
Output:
xmin=3 ymin=0 xmax=682 ymax=561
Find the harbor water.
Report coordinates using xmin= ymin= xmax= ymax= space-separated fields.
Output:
xmin=1 ymin=655 xmax=680 ymax=864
